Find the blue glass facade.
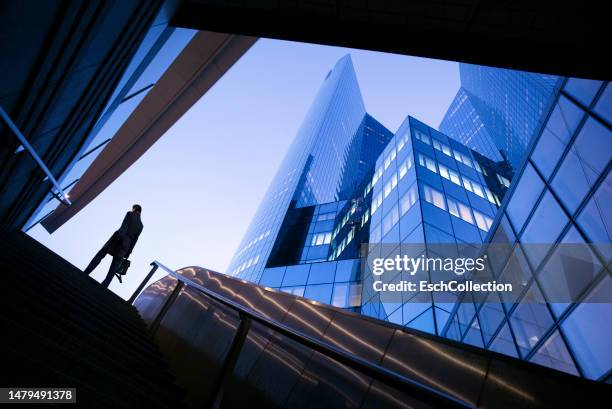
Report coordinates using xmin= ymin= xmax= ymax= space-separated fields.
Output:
xmin=440 ymin=64 xmax=560 ymax=170
xmin=360 ymin=117 xmax=509 ymax=333
xmin=228 ymin=55 xmax=392 ymax=283
xmin=230 ymin=54 xmax=611 ymax=381
xmin=442 ymin=79 xmax=611 ymax=381
xmin=439 ymin=87 xmax=504 ymax=162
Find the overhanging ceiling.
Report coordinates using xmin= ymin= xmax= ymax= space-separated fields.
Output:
xmin=42 ymin=31 xmax=257 ymax=233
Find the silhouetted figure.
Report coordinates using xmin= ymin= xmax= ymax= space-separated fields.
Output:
xmin=84 ymin=205 xmax=143 ymax=287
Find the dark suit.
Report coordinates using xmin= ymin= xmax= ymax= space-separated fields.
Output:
xmin=84 ymin=211 xmax=143 ymax=287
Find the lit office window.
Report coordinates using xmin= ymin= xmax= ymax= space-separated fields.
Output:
xmin=484 ymin=188 xmax=498 ymax=205
xmin=361 ymin=210 xmax=370 ymax=227
xmin=442 ymin=143 xmax=452 ymax=157
xmin=371 ymin=191 xmax=383 ymax=215
xmin=439 ymin=163 xmax=450 ymax=180
xmin=458 ymin=201 xmax=474 ymax=224
xmin=461 ymin=152 xmax=473 ymax=168
xmin=473 ymin=210 xmax=493 ymax=232
xmin=453 ymin=149 xmax=462 ymax=163
xmin=363 ymin=181 xmax=372 ymax=197
xmin=384 ymin=174 xmax=398 ymax=198
xmin=400 ymin=184 xmax=418 ymax=215
xmin=372 ymin=167 xmax=383 ymax=185
xmin=447 ymin=197 xmax=460 ymax=218
xmin=384 ymin=149 xmax=397 ymax=170
xmin=449 ymin=168 xmax=461 ymax=185
xmin=423 ymin=185 xmax=446 ymax=210
xmin=414 ymin=130 xmax=431 ymax=145
xmin=497 ymin=174 xmax=511 ymax=188
xmin=453 ymin=150 xmax=473 ymax=168
xmin=397 ymin=136 xmax=406 ymax=152
xmin=349 ymin=283 xmax=362 ymax=307
xmin=382 ymin=205 xmax=399 ymax=235
xmin=311 ymin=232 xmax=332 ymax=246
xmin=472 ymin=181 xmax=485 ymax=198
xmin=419 ymin=154 xmax=437 ymax=173
xmin=462 ymin=176 xmax=474 ymax=192
xmin=398 ymin=156 xmax=413 ymax=179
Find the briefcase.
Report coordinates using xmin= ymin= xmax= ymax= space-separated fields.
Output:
xmin=114 ymin=258 xmax=131 ymax=283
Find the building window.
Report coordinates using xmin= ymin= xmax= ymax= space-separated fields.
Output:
xmin=438 ymin=163 xmax=450 ymax=180
xmin=398 ymin=156 xmax=413 ymax=179
xmin=484 ymin=188 xmax=498 ymax=205
xmin=453 ymin=149 xmax=473 ymax=168
xmin=458 ymin=201 xmax=474 ymax=224
xmin=497 ymin=174 xmax=511 ymax=188
xmin=462 ymin=176 xmax=474 ymax=192
xmin=311 ymin=232 xmax=332 ymax=246
xmin=384 ymin=148 xmax=396 ymax=170
xmin=372 ymin=167 xmax=383 ymax=185
xmin=418 ymin=154 xmax=437 ymax=173
xmin=461 ymin=175 xmax=488 ymax=198
xmin=371 ymin=191 xmax=383 ymax=215
xmin=400 ymin=184 xmax=418 ymax=215
xmin=447 ymin=197 xmax=460 ymax=218
xmin=432 ymin=138 xmax=452 ymax=157
xmin=317 ymin=212 xmax=335 ymax=221
xmin=473 ymin=209 xmax=493 ymax=232
xmin=361 ymin=210 xmax=370 ymax=227
xmin=382 ymin=205 xmax=399 ymax=235
xmin=414 ymin=130 xmax=431 ymax=145
xmin=423 ymin=185 xmax=446 ymax=210
xmin=384 ymin=174 xmax=398 ymax=198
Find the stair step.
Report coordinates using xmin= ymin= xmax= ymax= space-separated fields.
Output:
xmin=1 ymin=298 xmax=172 ymax=378
xmin=2 ymin=315 xmax=183 ymax=409
xmin=0 ymin=236 xmax=140 ymax=315
xmin=1 ymin=256 xmax=151 ymax=334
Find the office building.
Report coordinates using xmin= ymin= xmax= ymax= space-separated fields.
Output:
xmin=233 ymin=55 xmax=611 ymax=382
xmin=227 ymin=55 xmax=394 ymax=288
xmin=440 ymin=64 xmax=559 ymax=170
xmin=359 ymin=116 xmax=511 ymax=333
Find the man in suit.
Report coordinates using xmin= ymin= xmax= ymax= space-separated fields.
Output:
xmin=84 ymin=204 xmax=144 ymax=287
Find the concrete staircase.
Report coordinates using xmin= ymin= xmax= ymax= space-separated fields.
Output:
xmin=0 ymin=230 xmax=185 ymax=408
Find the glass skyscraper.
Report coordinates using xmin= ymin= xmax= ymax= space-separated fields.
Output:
xmin=229 ymin=55 xmax=611 ymax=382
xmin=440 ymin=64 xmax=560 ymax=170
xmin=227 ymin=55 xmax=393 ymax=284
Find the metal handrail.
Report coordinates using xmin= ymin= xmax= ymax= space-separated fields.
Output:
xmin=0 ymin=105 xmax=71 ymax=206
xmin=135 ymin=260 xmax=473 ymax=409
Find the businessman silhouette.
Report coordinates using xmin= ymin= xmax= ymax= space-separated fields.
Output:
xmin=84 ymin=204 xmax=143 ymax=287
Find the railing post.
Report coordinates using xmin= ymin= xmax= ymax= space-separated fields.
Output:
xmin=148 ymin=280 xmax=184 ymax=337
xmin=128 ymin=262 xmax=159 ymax=304
xmin=208 ymin=312 xmax=252 ymax=409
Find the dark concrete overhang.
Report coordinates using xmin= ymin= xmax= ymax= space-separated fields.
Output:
xmin=42 ymin=31 xmax=257 ymax=233
xmin=171 ymin=0 xmax=610 ymax=80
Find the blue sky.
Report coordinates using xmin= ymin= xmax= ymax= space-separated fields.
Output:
xmin=28 ymin=38 xmax=459 ymax=299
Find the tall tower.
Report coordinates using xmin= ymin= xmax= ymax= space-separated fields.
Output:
xmin=227 ymin=55 xmax=392 ymax=283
